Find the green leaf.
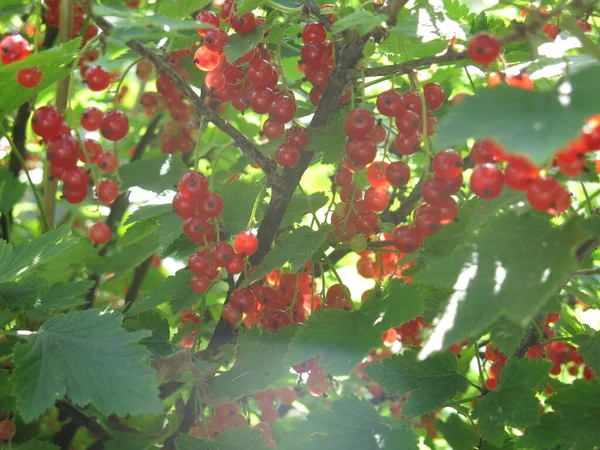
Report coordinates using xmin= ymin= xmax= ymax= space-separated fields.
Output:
xmin=472 ymin=358 xmax=551 ymax=446
xmin=489 ymin=317 xmax=526 ymax=356
xmin=279 ymin=397 xmax=413 ymax=450
xmin=0 ymin=40 xmax=81 ymax=122
xmin=307 ymin=113 xmax=346 ymax=165
xmin=122 ymin=213 xmax=182 ymax=250
xmin=0 ymin=167 xmax=25 ymax=213
xmin=155 ymin=0 xmax=212 ymax=18
xmin=123 ymin=311 xmax=176 ymax=358
xmin=128 ymin=269 xmax=201 ymax=315
xmin=573 ymin=334 xmax=600 ymax=374
xmin=14 ymin=310 xmax=161 ymax=422
xmin=518 ymin=413 xmax=563 ymax=450
xmin=177 ymin=428 xmax=269 ymax=450
xmin=120 ymin=155 xmax=187 ymax=193
xmin=288 ymin=280 xmax=425 ymax=375
xmin=331 ymin=10 xmax=385 ymax=35
xmin=125 ymin=204 xmax=172 ymax=226
xmin=0 ymin=370 xmax=16 ymax=411
xmin=0 ymin=279 xmax=42 ymax=310
xmin=365 ymin=350 xmax=468 ymax=416
xmin=10 ymin=441 xmax=60 ymax=450
xmin=437 ymin=414 xmax=480 ymax=450
xmin=236 ymin=0 xmax=265 ymax=15
xmin=415 ymin=214 xmax=592 ymax=356
xmin=435 ymin=66 xmax=600 ymax=165
xmin=545 ymin=380 xmax=600 ymax=450
xmin=27 ymin=280 xmax=95 ymax=320
xmin=225 ymin=28 xmax=264 ymax=63
xmin=219 ymin=175 xmax=266 ymax=236
xmin=208 ymin=327 xmax=295 ymax=403
xmin=0 ymin=225 xmax=77 ymax=283
xmin=242 ymin=226 xmax=330 ymax=287
xmin=281 ymin=191 xmax=328 ymax=228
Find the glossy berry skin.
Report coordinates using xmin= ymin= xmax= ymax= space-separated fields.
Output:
xmin=414 ymin=205 xmax=441 ymax=236
xmin=504 ymin=157 xmax=539 ymax=191
xmin=205 ymin=69 xmax=226 ymax=91
xmin=385 ymin=161 xmax=411 ymax=186
xmin=471 ymin=140 xmax=504 ymax=164
xmin=80 ymin=139 xmax=102 ymax=164
xmin=248 ymin=59 xmax=275 ymax=87
xmin=234 ymin=231 xmax=259 ymax=256
xmin=88 ymin=222 xmax=111 ymax=244
xmin=188 ymin=251 xmax=219 ymax=279
xmin=395 ymin=110 xmax=421 ymax=135
xmin=354 ymin=209 xmax=379 ymax=235
xmin=276 ymin=143 xmax=301 ymax=168
xmin=62 ymin=167 xmax=89 ymax=189
xmin=204 ymin=28 xmax=228 ymax=53
xmin=190 ymin=275 xmax=212 ymax=293
xmin=100 ymin=110 xmax=129 ymax=141
xmin=231 ymin=12 xmax=256 ymax=34
xmin=468 ymin=33 xmax=502 ymax=66
xmin=421 ymin=178 xmax=451 ymax=206
xmin=80 ymin=107 xmax=103 ymax=131
xmin=345 ymin=138 xmax=377 ymax=166
xmin=437 ymin=197 xmax=459 ymax=224
xmin=31 ymin=106 xmax=63 ymax=140
xmin=264 ymin=310 xmax=291 ymax=332
xmin=364 ymin=187 xmax=389 ymax=212
xmin=423 ymin=82 xmax=445 ymax=110
xmin=97 ymin=179 xmax=119 ymax=203
xmin=210 ymin=242 xmax=235 ymax=267
xmin=269 ymin=95 xmax=296 ymax=123
xmin=184 ymin=216 xmax=216 ymax=245
xmin=395 ymin=132 xmax=421 ymax=156
xmin=47 ymin=134 xmax=79 ymax=167
xmin=86 ymin=66 xmax=110 ymax=91
xmin=376 ymin=90 xmax=402 ymax=117
xmin=392 ymin=225 xmax=423 ymax=253
xmin=17 ymin=67 xmax=42 ymax=88
xmin=432 ymin=149 xmax=463 ymax=180
xmin=262 ymin=118 xmax=285 ymax=140
xmin=542 ymin=23 xmax=559 ymax=40
xmin=366 ymin=162 xmax=390 ymax=189
xmin=97 ymin=152 xmax=118 ymax=173
xmin=286 ymin=126 xmax=309 ymax=149
xmin=526 ymin=177 xmax=562 ymax=212
xmin=250 ymin=87 xmax=275 ymax=114
xmin=344 ymin=109 xmax=375 ymax=138
xmin=307 ymin=370 xmax=329 ymax=397
xmin=230 ymin=288 xmax=256 ymax=313
xmin=179 ymin=172 xmax=209 ymax=200
xmin=301 ymin=22 xmax=326 ymax=43
xmin=196 ymin=11 xmax=220 ymax=36
xmin=470 ymin=163 xmax=504 ymax=199
xmin=222 ymin=303 xmax=243 ymax=324
xmin=227 ymin=254 xmax=245 ymax=274
xmin=193 ymin=46 xmax=221 ymax=71
xmin=198 ymin=192 xmax=224 ymax=219
xmin=1 ymin=34 xmax=30 ymax=65
xmin=172 ymin=193 xmax=197 ymax=219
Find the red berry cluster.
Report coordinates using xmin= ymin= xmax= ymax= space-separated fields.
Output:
xmin=467 ymin=114 xmax=600 ymax=214
xmin=292 ymin=357 xmax=330 ymax=397
xmin=356 ymin=232 xmax=414 ymax=281
xmin=0 ymin=33 xmax=42 ymax=88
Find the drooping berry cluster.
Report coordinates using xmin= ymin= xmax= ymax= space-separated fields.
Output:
xmin=0 ymin=33 xmax=41 ymax=88
xmin=467 ymin=114 xmax=600 ymax=214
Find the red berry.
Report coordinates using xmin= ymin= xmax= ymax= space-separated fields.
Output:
xmin=353 ymin=209 xmax=379 ymax=235
xmin=231 ymin=12 xmax=256 ymax=34
xmin=393 ymin=226 xmax=423 ymax=253
xmin=470 ymin=164 xmax=504 ymax=199
xmin=80 ymin=139 xmax=102 ymax=164
xmin=97 ymin=179 xmax=119 ymax=203
xmin=269 ymin=94 xmax=296 ymax=123
xmin=248 ymin=59 xmax=275 ymax=87
xmin=196 ymin=11 xmax=220 ymax=36
xmin=62 ymin=185 xmax=88 ymax=204
xmin=262 ymin=118 xmax=285 ymax=140
xmin=80 ymin=107 xmax=103 ymax=131
xmin=471 ymin=139 xmax=505 ymax=164
xmin=437 ymin=197 xmax=459 ymax=224
xmin=304 ymin=65 xmax=331 ymax=88
xmin=86 ymin=65 xmax=110 ymax=91
xmin=264 ymin=310 xmax=291 ymax=332
xmin=198 ymin=192 xmax=224 ymax=219
xmin=230 ymin=288 xmax=256 ymax=313
xmin=173 ymin=193 xmax=197 ymax=219
xmin=193 ymin=46 xmax=221 ymax=71
xmin=394 ymin=132 xmax=421 ymax=155
xmin=526 ymin=177 xmax=562 ymax=212
xmin=576 ymin=19 xmax=592 ymax=33
xmin=286 ymin=126 xmax=309 ymax=149
xmin=234 ymin=231 xmax=259 ymax=256
xmin=421 ymin=178 xmax=451 ymax=206
xmin=62 ymin=167 xmax=89 ymax=189
xmin=276 ymin=143 xmax=301 ymax=168
xmin=423 ymin=82 xmax=446 ymax=111
xmin=47 ymin=134 xmax=80 ymax=167
xmin=191 ymin=275 xmax=212 ymax=293
xmin=504 ymin=157 xmax=539 ymax=191
xmin=376 ymin=90 xmax=402 ymax=117
xmin=414 ymin=205 xmax=441 ymax=236
xmin=432 ymin=149 xmax=463 ymax=180
xmin=364 ymin=187 xmax=389 ymax=212
xmin=306 ymin=370 xmax=329 ymax=397
xmin=100 ymin=110 xmax=129 ymax=141
xmin=250 ymin=87 xmax=275 ymax=114
xmin=89 ymin=222 xmax=111 ymax=244
xmin=205 ymin=69 xmax=226 ymax=91
xmin=17 ymin=67 xmax=42 ymax=88
xmin=188 ymin=251 xmax=220 ymax=279
xmin=344 ymin=109 xmax=375 ymax=139
xmin=386 ymin=161 xmax=411 ymax=186
xmin=0 ymin=34 xmax=30 ymax=65
xmin=366 ymin=162 xmax=390 ymax=189
xmin=31 ymin=105 xmax=63 ymax=140
xmin=542 ymin=23 xmax=559 ymax=40
xmin=302 ymin=22 xmax=327 ymax=44
xmin=468 ymin=33 xmax=502 ymax=65
xmin=97 ymin=152 xmax=119 ymax=173
xmin=345 ymin=138 xmax=377 ymax=166
xmin=210 ymin=242 xmax=235 ymax=267
xmin=179 ymin=171 xmax=209 ymax=200
xmin=395 ymin=110 xmax=421 ymax=135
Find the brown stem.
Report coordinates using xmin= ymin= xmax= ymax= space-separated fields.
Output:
xmin=55 ymin=400 xmax=112 ymax=443
xmin=123 ymin=255 xmax=154 ymax=313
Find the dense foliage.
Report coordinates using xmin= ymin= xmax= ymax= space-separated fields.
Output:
xmin=1 ymin=0 xmax=600 ymax=449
